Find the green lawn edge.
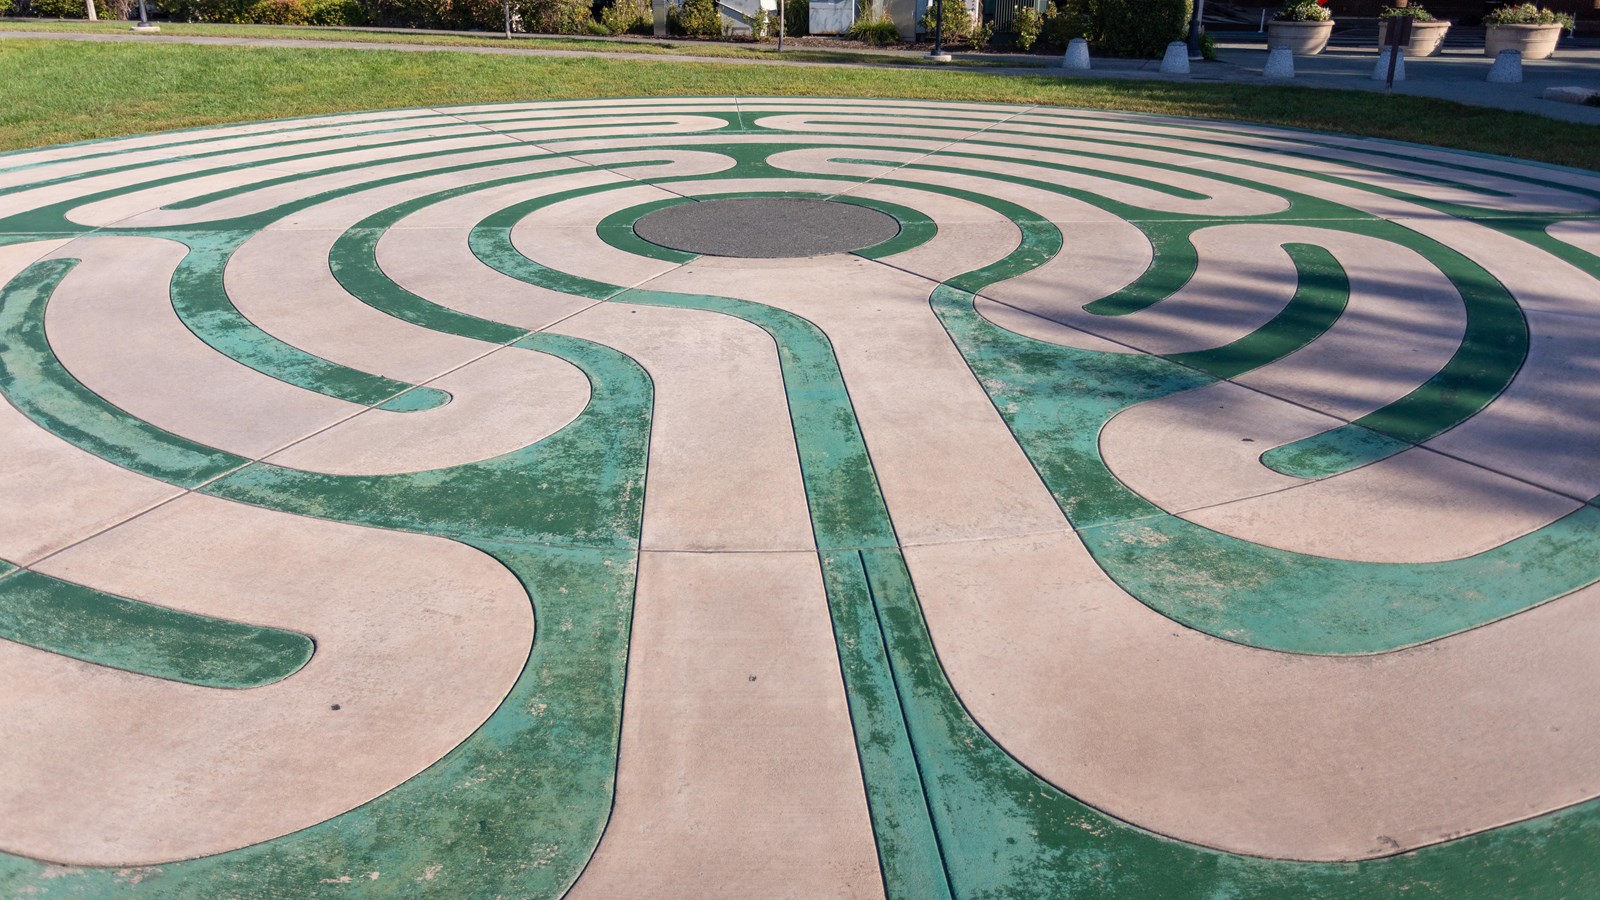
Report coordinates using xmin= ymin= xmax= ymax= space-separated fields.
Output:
xmin=0 ymin=37 xmax=1595 ymax=171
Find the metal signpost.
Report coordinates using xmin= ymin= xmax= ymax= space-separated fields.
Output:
xmin=1384 ymin=15 xmax=1412 ymax=92
xmin=1187 ymin=0 xmax=1206 ymax=59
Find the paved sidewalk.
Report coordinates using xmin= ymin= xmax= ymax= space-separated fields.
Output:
xmin=1214 ymin=40 xmax=1600 ymax=125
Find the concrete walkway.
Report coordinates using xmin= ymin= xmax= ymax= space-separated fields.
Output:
xmin=2 ymin=96 xmax=1599 ymax=898
xmin=1214 ymin=40 xmax=1600 ymax=125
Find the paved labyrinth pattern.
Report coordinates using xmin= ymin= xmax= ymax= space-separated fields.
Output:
xmin=2 ymin=97 xmax=1600 ymax=898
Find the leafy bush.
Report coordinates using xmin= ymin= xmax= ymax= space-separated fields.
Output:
xmin=1274 ymin=0 xmax=1329 ymax=22
xmin=599 ymin=0 xmax=650 ymax=33
xmin=305 ymin=0 xmax=364 ymax=23
xmin=1037 ymin=0 xmax=1087 ymax=52
xmin=0 ymin=0 xmax=15 ymax=14
xmin=851 ymin=0 xmax=902 ymax=42
xmin=917 ymin=0 xmax=969 ymax=42
xmin=518 ymin=0 xmax=594 ymax=33
xmin=26 ymin=0 xmax=113 ymax=17
xmin=1483 ymin=2 xmax=1573 ymax=30
xmin=246 ymin=0 xmax=309 ymax=23
xmin=1379 ymin=3 xmax=1432 ymax=19
xmin=1012 ymin=3 xmax=1041 ymax=50
xmin=973 ymin=19 xmax=993 ymax=47
xmin=784 ymin=0 xmax=804 ymax=34
xmin=668 ymin=0 xmax=721 ymax=35
xmin=748 ymin=6 xmax=771 ymax=36
xmin=361 ymin=0 xmax=504 ymax=31
xmin=1084 ymin=0 xmax=1188 ymax=56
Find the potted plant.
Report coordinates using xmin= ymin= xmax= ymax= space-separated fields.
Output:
xmin=1483 ymin=3 xmax=1574 ymax=59
xmin=1267 ymin=0 xmax=1334 ymax=56
xmin=1378 ymin=4 xmax=1450 ymax=57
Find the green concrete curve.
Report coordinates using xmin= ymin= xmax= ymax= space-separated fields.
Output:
xmin=0 ymin=568 xmax=313 ymax=689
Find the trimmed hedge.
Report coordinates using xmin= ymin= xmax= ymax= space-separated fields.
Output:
xmin=20 ymin=0 xmax=116 ymax=17
xmin=1083 ymin=0 xmax=1188 ymax=57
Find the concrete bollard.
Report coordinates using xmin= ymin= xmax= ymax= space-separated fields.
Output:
xmin=1372 ymin=47 xmax=1405 ymax=81
xmin=1064 ymin=38 xmax=1091 ymax=71
xmin=1487 ymin=49 xmax=1523 ymax=84
xmin=1160 ymin=41 xmax=1191 ymax=75
xmin=1263 ymin=47 xmax=1295 ymax=79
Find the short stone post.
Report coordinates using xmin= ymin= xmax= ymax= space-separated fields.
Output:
xmin=1372 ymin=47 xmax=1405 ymax=81
xmin=1263 ymin=47 xmax=1295 ymax=78
xmin=1064 ymin=38 xmax=1091 ymax=70
xmin=1160 ymin=41 xmax=1191 ymax=74
xmin=1487 ymin=49 xmax=1523 ymax=84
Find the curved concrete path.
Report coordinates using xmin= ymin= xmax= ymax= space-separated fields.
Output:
xmin=1 ymin=97 xmax=1598 ymax=898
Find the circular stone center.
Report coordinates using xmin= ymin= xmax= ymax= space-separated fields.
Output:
xmin=633 ymin=197 xmax=900 ymax=259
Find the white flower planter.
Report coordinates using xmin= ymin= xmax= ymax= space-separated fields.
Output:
xmin=1484 ymin=23 xmax=1562 ymax=60
xmin=1377 ymin=19 xmax=1451 ymax=57
xmin=1267 ymin=19 xmax=1334 ymax=56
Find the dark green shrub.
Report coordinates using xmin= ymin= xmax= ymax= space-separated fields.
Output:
xmin=26 ymin=0 xmax=113 ymax=17
xmin=244 ymin=0 xmax=309 ymax=24
xmin=599 ymin=0 xmax=650 ymax=33
xmin=517 ymin=0 xmax=594 ymax=32
xmin=668 ymin=0 xmax=721 ymax=35
xmin=364 ymin=0 xmax=501 ymax=31
xmin=1034 ymin=0 xmax=1086 ymax=52
xmin=917 ymin=0 xmax=969 ymax=41
xmin=0 ymin=0 xmax=18 ymax=12
xmin=783 ymin=0 xmax=805 ymax=34
xmin=1084 ymin=0 xmax=1188 ymax=57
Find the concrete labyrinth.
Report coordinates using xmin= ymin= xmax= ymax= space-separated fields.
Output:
xmin=1 ymin=97 xmax=1599 ymax=897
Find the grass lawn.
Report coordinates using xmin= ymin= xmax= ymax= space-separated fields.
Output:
xmin=0 ymin=35 xmax=1595 ymax=170
xmin=0 ymin=19 xmax=1043 ymax=67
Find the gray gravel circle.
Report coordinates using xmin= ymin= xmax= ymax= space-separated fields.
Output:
xmin=633 ymin=197 xmax=902 ymax=259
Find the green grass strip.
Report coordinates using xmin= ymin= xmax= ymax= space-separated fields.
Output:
xmin=0 ymin=568 xmax=312 ymax=688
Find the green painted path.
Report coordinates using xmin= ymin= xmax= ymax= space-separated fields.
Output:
xmin=2 ymin=97 xmax=1599 ymax=898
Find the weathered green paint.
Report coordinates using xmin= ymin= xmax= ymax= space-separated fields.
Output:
xmin=4 ymin=105 xmax=1599 ymax=900
xmin=0 ymin=334 xmax=650 ymax=897
xmin=168 ymin=229 xmax=451 ymax=409
xmin=1166 ymin=243 xmax=1349 ymax=379
xmin=0 ymin=258 xmax=246 ymax=486
xmin=0 ymin=568 xmax=312 ymax=688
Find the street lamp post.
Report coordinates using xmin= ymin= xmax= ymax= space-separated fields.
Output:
xmin=927 ymin=0 xmax=951 ymax=61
